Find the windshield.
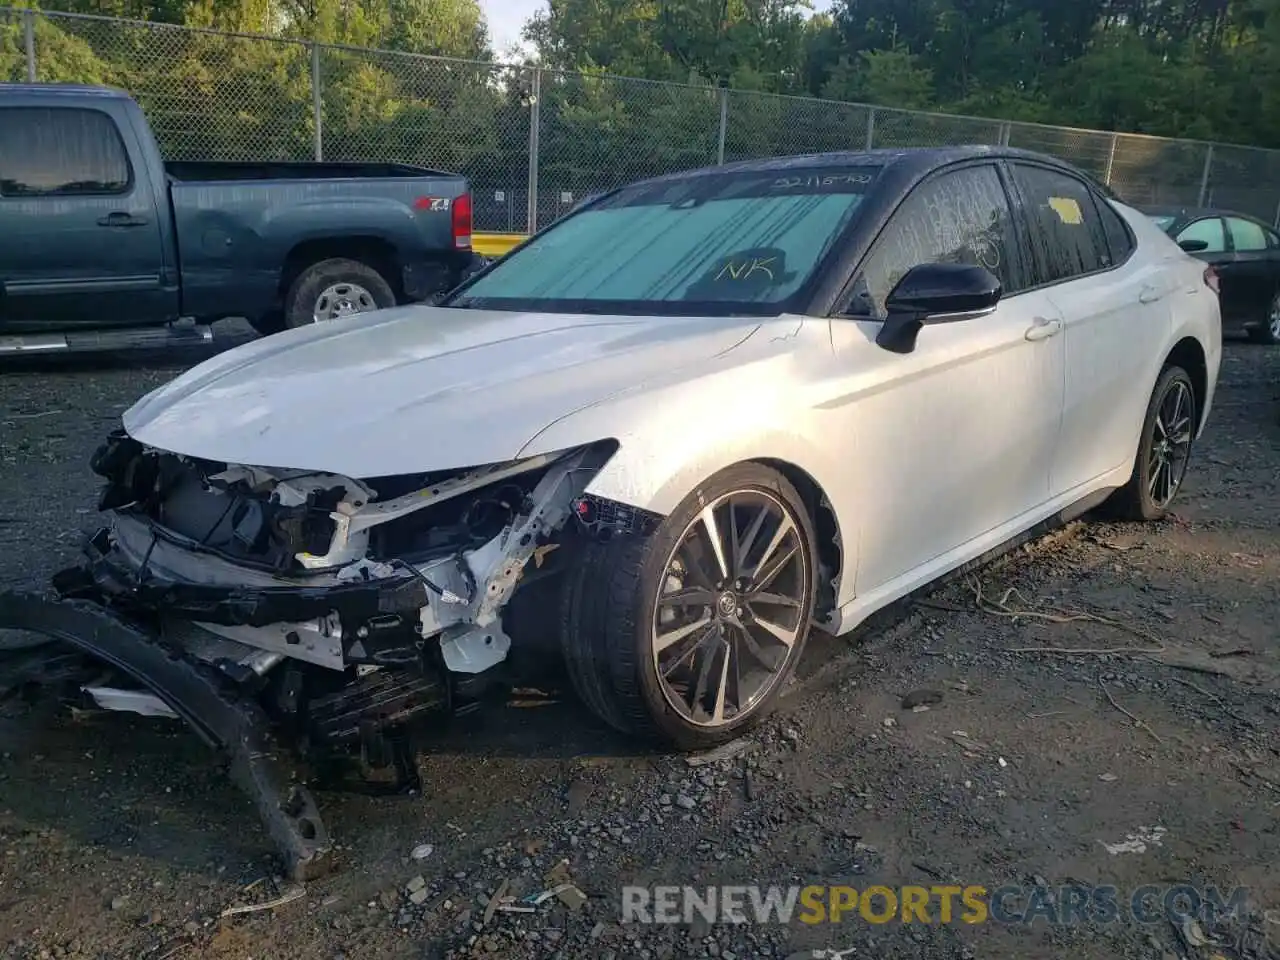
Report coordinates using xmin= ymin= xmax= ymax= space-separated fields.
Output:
xmin=1147 ymin=214 xmax=1177 ymax=232
xmin=447 ymin=166 xmax=880 ymax=315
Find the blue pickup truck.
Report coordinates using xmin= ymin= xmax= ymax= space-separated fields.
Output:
xmin=0 ymin=83 xmax=475 ymax=352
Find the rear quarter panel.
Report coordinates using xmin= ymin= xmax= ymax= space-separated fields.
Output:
xmin=1120 ymin=203 xmax=1222 ymax=436
xmin=170 ymin=176 xmax=466 ymax=321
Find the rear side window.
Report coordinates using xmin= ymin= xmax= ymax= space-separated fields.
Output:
xmin=1176 ymin=218 xmax=1226 ymax=253
xmin=843 ymin=163 xmax=1022 ymax=318
xmin=1225 ymin=216 xmax=1269 ymax=252
xmin=1097 ymin=199 xmax=1135 ymax=264
xmin=0 ymin=107 xmax=131 ymax=198
xmin=1011 ymin=164 xmax=1112 ymax=283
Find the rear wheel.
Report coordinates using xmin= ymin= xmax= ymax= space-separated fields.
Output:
xmin=560 ymin=463 xmax=818 ymax=750
xmin=1105 ymin=365 xmax=1196 ymax=521
xmin=1246 ymin=291 xmax=1280 ymax=344
xmin=284 ymin=258 xmax=396 ymax=330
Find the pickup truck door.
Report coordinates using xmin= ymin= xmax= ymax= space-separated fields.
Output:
xmin=0 ymin=104 xmax=171 ymax=330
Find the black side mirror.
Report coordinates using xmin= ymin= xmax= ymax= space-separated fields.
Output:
xmin=875 ymin=262 xmax=1002 ymax=354
xmin=1178 ymin=238 xmax=1209 ymax=253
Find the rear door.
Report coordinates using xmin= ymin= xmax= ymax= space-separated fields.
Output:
xmin=1008 ymin=161 xmax=1172 ymax=497
xmin=1221 ymin=216 xmax=1280 ymax=327
xmin=0 ymin=103 xmax=168 ymax=330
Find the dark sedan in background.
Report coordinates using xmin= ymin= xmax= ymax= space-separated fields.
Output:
xmin=1143 ymin=206 xmax=1280 ymax=344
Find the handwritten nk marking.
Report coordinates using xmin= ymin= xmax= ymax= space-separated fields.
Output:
xmin=715 ymin=256 xmax=777 ymax=282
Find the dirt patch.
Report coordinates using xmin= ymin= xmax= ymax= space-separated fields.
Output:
xmin=1 ymin=338 xmax=1278 ymax=960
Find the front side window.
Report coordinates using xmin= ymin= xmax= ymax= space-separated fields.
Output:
xmin=842 ymin=164 xmax=1020 ymax=319
xmin=448 ymin=167 xmax=879 ymax=315
xmin=0 ymin=107 xmax=131 ymax=198
xmin=1011 ymin=164 xmax=1111 ymax=283
xmin=1225 ymin=216 xmax=1269 ymax=252
xmin=1176 ymin=218 xmax=1226 ymax=253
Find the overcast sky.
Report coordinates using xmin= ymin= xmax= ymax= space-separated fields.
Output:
xmin=480 ymin=0 xmax=834 ymax=59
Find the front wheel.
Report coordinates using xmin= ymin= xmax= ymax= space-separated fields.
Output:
xmin=1104 ymin=365 xmax=1197 ymax=521
xmin=1246 ymin=291 xmax=1280 ymax=345
xmin=559 ymin=463 xmax=818 ymax=750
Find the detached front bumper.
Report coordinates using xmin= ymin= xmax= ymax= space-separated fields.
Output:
xmin=0 ymin=588 xmax=334 ymax=881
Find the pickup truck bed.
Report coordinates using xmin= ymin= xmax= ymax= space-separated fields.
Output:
xmin=0 ymin=83 xmax=475 ymax=347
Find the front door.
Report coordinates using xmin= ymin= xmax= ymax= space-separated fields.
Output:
xmin=0 ymin=104 xmax=168 ymax=331
xmin=824 ymin=161 xmax=1066 ymax=598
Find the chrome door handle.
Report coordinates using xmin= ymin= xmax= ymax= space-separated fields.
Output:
xmin=1024 ymin=317 xmax=1063 ymax=341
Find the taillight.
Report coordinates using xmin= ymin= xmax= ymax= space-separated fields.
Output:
xmin=451 ymin=192 xmax=472 ymax=251
xmin=1203 ymin=265 xmax=1219 ymax=294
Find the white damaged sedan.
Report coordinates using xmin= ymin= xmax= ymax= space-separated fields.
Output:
xmin=1 ymin=146 xmax=1221 ymax=877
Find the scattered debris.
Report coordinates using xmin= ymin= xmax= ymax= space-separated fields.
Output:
xmin=482 ymin=879 xmax=509 ymax=926
xmin=901 ymin=689 xmax=943 ymax=709
xmin=997 ymin=756 xmax=1008 ymax=768
xmin=882 ymin=717 xmax=897 ymax=729
xmin=1099 ymin=773 xmax=1118 ymax=782
xmin=410 ymin=843 xmax=434 ymax=861
xmin=686 ymin=738 xmax=753 ymax=766
xmin=219 ymin=885 xmax=306 ymax=917
xmin=555 ymin=884 xmax=588 ymax=912
xmin=1177 ymin=916 xmax=1217 ymax=948
xmin=1100 ymin=826 xmax=1168 ymax=855
xmin=1099 ymin=678 xmax=1165 ymax=744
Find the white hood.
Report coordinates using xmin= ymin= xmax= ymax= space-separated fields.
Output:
xmin=124 ymin=305 xmax=761 ymax=477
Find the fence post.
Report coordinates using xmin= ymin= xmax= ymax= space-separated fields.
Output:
xmin=864 ymin=107 xmax=876 ymax=150
xmin=999 ymin=122 xmax=1011 ymax=146
xmin=1197 ymin=144 xmax=1214 ymax=208
xmin=23 ymin=8 xmax=36 ymax=83
xmin=1274 ymin=196 xmax=1280 ymax=230
xmin=526 ymin=67 xmax=542 ymax=235
xmin=309 ymin=43 xmax=323 ymax=162
xmin=715 ymin=87 xmax=728 ymax=165
xmin=1103 ymin=133 xmax=1118 ymax=186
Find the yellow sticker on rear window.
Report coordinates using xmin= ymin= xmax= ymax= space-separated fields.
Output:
xmin=1048 ymin=196 xmax=1083 ymax=225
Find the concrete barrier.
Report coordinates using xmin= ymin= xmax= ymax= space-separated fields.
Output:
xmin=473 ymin=232 xmax=527 ymax=257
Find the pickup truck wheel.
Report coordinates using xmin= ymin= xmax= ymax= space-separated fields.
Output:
xmin=285 ymin=258 xmax=395 ymax=329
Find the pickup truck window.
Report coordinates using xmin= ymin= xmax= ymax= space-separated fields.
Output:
xmin=448 ymin=166 xmax=879 ymax=316
xmin=0 ymin=107 xmax=131 ymax=198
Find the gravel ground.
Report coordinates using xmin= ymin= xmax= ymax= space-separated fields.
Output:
xmin=0 ymin=332 xmax=1277 ymax=960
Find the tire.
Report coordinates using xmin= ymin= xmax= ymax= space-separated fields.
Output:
xmin=283 ymin=258 xmax=396 ymax=330
xmin=1105 ymin=365 xmax=1197 ymax=521
xmin=559 ymin=463 xmax=819 ymax=750
xmin=1246 ymin=291 xmax=1280 ymax=345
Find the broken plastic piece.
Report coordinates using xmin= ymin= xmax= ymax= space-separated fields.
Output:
xmin=82 ymin=685 xmax=178 ymax=719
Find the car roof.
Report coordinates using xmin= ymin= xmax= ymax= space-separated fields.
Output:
xmin=0 ymin=82 xmax=131 ymax=100
xmin=1139 ymin=204 xmax=1261 ymax=222
xmin=628 ymin=145 xmax=1093 ymax=187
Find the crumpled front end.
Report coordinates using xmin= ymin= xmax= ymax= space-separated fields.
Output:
xmin=1 ymin=428 xmax=637 ymax=878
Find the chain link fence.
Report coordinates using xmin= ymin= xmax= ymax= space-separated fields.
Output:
xmin=6 ymin=6 xmax=1280 ymax=233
